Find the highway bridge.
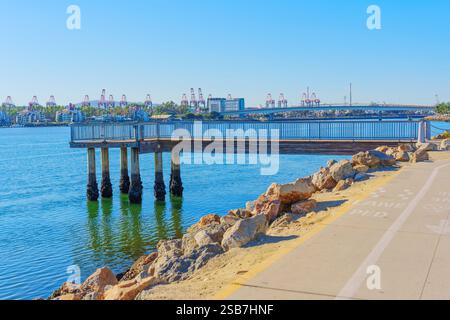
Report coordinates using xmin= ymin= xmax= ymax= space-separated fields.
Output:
xmin=221 ymin=104 xmax=435 ymax=117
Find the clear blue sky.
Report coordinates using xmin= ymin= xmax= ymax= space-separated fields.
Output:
xmin=1 ymin=0 xmax=449 ymax=106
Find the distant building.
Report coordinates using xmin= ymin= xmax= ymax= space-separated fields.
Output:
xmin=207 ymin=98 xmax=226 ymax=113
xmin=56 ymin=109 xmax=85 ymax=123
xmin=0 ymin=111 xmax=10 ymax=125
xmin=207 ymin=97 xmax=245 ymax=113
xmin=224 ymin=98 xmax=245 ymax=112
xmin=16 ymin=109 xmax=47 ymax=125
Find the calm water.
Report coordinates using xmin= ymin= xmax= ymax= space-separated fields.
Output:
xmin=1 ymin=122 xmax=448 ymax=300
xmin=0 ymin=127 xmax=349 ymax=300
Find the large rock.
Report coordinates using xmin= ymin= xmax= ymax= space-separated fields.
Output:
xmin=440 ymin=139 xmax=450 ymax=151
xmin=329 ymin=160 xmax=356 ymax=182
xmin=153 ymin=243 xmax=224 ymax=282
xmin=291 ymin=199 xmax=317 ymax=215
xmin=265 ymin=178 xmax=316 ymax=205
xmin=311 ymin=167 xmax=337 ymax=191
xmin=103 ymin=276 xmax=159 ymax=300
xmin=198 ymin=214 xmax=221 ymax=228
xmin=352 ymin=150 xmax=396 ymax=168
xmin=353 ymin=164 xmax=369 ymax=173
xmin=220 ymin=208 xmax=253 ymax=226
xmin=79 ymin=267 xmax=118 ymax=299
xmin=410 ymin=147 xmax=429 ymax=163
xmin=194 ymin=223 xmax=228 ymax=247
xmin=398 ymin=144 xmax=415 ymax=152
xmin=120 ymin=252 xmax=158 ymax=282
xmin=49 ymin=282 xmax=81 ymax=300
xmin=221 ymin=214 xmax=268 ymax=251
xmin=375 ymin=146 xmax=390 ymax=153
xmin=333 ymin=179 xmax=353 ymax=192
xmin=157 ymin=239 xmax=183 ymax=258
xmin=416 ymin=142 xmax=438 ymax=152
xmin=394 ymin=151 xmax=410 ymax=162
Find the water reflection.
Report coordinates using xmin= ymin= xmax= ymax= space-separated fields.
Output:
xmin=83 ymin=194 xmax=187 ymax=276
xmin=170 ymin=196 xmax=184 ymax=239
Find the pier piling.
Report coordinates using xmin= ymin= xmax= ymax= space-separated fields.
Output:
xmin=129 ymin=147 xmax=143 ymax=204
xmin=154 ymin=148 xmax=166 ymax=201
xmin=87 ymin=148 xmax=99 ymax=201
xmin=119 ymin=147 xmax=130 ymax=194
xmin=170 ymin=150 xmax=183 ymax=197
xmin=101 ymin=148 xmax=113 ymax=198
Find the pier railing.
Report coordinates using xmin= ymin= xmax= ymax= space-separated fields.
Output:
xmin=70 ymin=120 xmax=427 ymax=143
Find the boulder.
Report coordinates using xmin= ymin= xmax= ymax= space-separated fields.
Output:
xmin=194 ymin=223 xmax=228 ymax=247
xmin=153 ymin=244 xmax=224 ymax=282
xmin=410 ymin=147 xmax=429 ymax=163
xmin=385 ymin=148 xmax=397 ymax=157
xmin=311 ymin=167 xmax=337 ymax=191
xmin=245 ymin=201 xmax=256 ymax=212
xmin=103 ymin=276 xmax=159 ymax=300
xmin=352 ymin=150 xmax=396 ymax=168
xmin=440 ymin=139 xmax=450 ymax=151
xmin=198 ymin=214 xmax=221 ymax=228
xmin=264 ymin=178 xmax=316 ymax=205
xmin=259 ymin=200 xmax=283 ymax=222
xmin=375 ymin=146 xmax=390 ymax=153
xmin=394 ymin=151 xmax=410 ymax=162
xmin=49 ymin=282 xmax=81 ymax=300
xmin=221 ymin=214 xmax=268 ymax=251
xmin=79 ymin=267 xmax=118 ymax=299
xmin=228 ymin=208 xmax=253 ymax=219
xmin=268 ymin=214 xmax=296 ymax=233
xmin=398 ymin=144 xmax=415 ymax=152
xmin=354 ymin=173 xmax=370 ymax=182
xmin=182 ymin=233 xmax=198 ymax=256
xmin=333 ymin=179 xmax=352 ymax=192
xmin=120 ymin=252 xmax=158 ymax=282
xmin=327 ymin=160 xmax=337 ymax=168
xmin=416 ymin=142 xmax=438 ymax=152
xmin=329 ymin=160 xmax=356 ymax=182
xmin=353 ymin=164 xmax=369 ymax=173
xmin=291 ymin=199 xmax=317 ymax=215
xmin=220 ymin=208 xmax=253 ymax=226
xmin=157 ymin=239 xmax=183 ymax=258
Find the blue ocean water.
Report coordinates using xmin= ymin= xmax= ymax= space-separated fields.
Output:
xmin=0 ymin=127 xmax=349 ymax=300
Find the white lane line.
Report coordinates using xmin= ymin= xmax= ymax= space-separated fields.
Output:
xmin=336 ymin=162 xmax=450 ymax=300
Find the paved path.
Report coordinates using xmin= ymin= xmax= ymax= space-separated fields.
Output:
xmin=229 ymin=159 xmax=450 ymax=300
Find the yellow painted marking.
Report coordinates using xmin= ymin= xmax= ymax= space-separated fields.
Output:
xmin=214 ymin=170 xmax=401 ymax=300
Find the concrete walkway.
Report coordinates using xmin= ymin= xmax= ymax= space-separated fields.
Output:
xmin=229 ymin=159 xmax=450 ymax=300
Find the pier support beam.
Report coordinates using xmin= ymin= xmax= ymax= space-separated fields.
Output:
xmin=119 ymin=147 xmax=130 ymax=194
xmin=154 ymin=150 xmax=166 ymax=201
xmin=101 ymin=148 xmax=113 ymax=198
xmin=87 ymin=148 xmax=99 ymax=201
xmin=129 ymin=147 xmax=143 ymax=204
xmin=170 ymin=150 xmax=183 ymax=197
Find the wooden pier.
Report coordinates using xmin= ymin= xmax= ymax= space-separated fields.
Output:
xmin=70 ymin=120 xmax=429 ymax=203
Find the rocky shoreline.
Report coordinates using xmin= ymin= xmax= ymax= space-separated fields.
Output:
xmin=49 ymin=140 xmax=450 ymax=301
xmin=425 ymin=115 xmax=450 ymax=122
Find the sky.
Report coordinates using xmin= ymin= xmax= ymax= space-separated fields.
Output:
xmin=0 ymin=0 xmax=449 ymax=107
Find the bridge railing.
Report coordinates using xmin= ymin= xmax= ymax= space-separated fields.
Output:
xmin=70 ymin=120 xmax=426 ymax=142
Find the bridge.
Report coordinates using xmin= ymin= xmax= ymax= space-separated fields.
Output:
xmin=69 ymin=120 xmax=430 ymax=204
xmin=221 ymin=104 xmax=435 ymax=117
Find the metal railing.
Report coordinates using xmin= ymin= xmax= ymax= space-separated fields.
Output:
xmin=70 ymin=120 xmax=427 ymax=143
